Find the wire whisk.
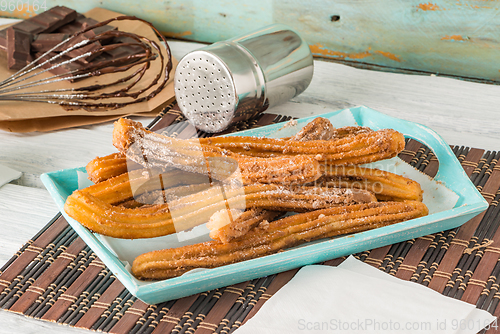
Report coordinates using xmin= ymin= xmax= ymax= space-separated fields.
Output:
xmin=0 ymin=16 xmax=172 ymax=111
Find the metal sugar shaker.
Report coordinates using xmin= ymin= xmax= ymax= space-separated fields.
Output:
xmin=174 ymin=24 xmax=314 ymax=133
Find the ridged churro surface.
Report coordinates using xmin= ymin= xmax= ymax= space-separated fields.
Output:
xmin=132 ymin=201 xmax=429 ymax=280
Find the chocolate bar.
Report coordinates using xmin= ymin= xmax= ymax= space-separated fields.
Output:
xmin=34 ymin=51 xmax=84 ymax=81
xmin=28 ymin=6 xmax=77 ymax=33
xmin=54 ymin=13 xmax=117 ymax=37
xmin=0 ymin=6 xmax=76 ymax=52
xmin=0 ymin=6 xmax=146 ymax=80
xmin=85 ymin=24 xmax=117 ymax=44
xmin=103 ymin=36 xmax=145 ymax=61
xmin=61 ymin=30 xmax=102 ymax=63
xmin=55 ymin=14 xmax=98 ymax=34
xmin=7 ymin=27 xmax=33 ymax=70
xmin=0 ymin=21 xmax=46 ymax=51
xmin=31 ymin=33 xmax=70 ymax=52
xmin=60 ymin=25 xmax=121 ymax=64
xmin=30 ymin=22 xmax=116 ymax=55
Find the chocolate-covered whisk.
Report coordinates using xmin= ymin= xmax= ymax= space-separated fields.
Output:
xmin=0 ymin=16 xmax=172 ymax=110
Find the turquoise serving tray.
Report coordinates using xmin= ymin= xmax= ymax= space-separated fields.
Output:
xmin=41 ymin=106 xmax=487 ymax=304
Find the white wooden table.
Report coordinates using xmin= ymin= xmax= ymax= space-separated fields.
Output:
xmin=1 ymin=37 xmax=499 ymax=333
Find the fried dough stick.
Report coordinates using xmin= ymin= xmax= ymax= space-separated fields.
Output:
xmin=317 ymin=165 xmax=423 ymax=202
xmin=200 ymin=128 xmax=405 ymax=165
xmin=80 ymin=168 xmax=210 ymax=205
xmin=64 ymin=182 xmax=376 ymax=239
xmin=85 ymin=151 xmax=421 ymax=206
xmin=290 ymin=117 xmax=372 ymax=142
xmin=207 ymin=208 xmax=282 ymax=244
xmin=206 ymin=118 xmax=412 ymax=243
xmin=85 ymin=120 xmax=371 ymax=183
xmin=132 ymin=201 xmax=428 ymax=280
xmin=86 ymin=153 xmax=129 ymax=184
xmin=209 ymin=163 xmax=425 ymax=244
xmin=112 ymin=118 xmax=322 ymax=185
xmin=86 ymin=118 xmax=401 ymax=183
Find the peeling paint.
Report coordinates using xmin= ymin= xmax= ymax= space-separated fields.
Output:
xmin=441 ymin=35 xmax=469 ymax=41
xmin=417 ymin=3 xmax=441 ymax=11
xmin=161 ymin=30 xmax=193 ymax=38
xmin=1 ymin=0 xmax=498 ymax=82
xmin=374 ymin=50 xmax=402 ymax=62
xmin=310 ymin=44 xmax=401 ymax=62
xmin=309 ymin=43 xmax=371 ymax=59
xmin=0 ymin=6 xmax=34 ymax=19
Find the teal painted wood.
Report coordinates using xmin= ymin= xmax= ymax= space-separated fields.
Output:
xmin=3 ymin=0 xmax=500 ymax=81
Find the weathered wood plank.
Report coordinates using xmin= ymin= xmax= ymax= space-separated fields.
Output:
xmin=3 ymin=0 xmax=499 ymax=81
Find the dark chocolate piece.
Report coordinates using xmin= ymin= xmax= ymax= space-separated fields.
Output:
xmin=7 ymin=27 xmax=33 ymax=70
xmin=0 ymin=20 xmax=47 ymax=51
xmin=104 ymin=36 xmax=144 ymax=59
xmin=31 ymin=33 xmax=70 ymax=52
xmin=55 ymin=14 xmax=98 ymax=34
xmin=85 ymin=24 xmax=117 ymax=45
xmin=29 ymin=6 xmax=77 ymax=33
xmin=0 ymin=6 xmax=76 ymax=50
xmin=34 ymin=51 xmax=84 ymax=81
xmin=0 ymin=31 xmax=5 ymax=51
xmin=60 ymin=30 xmax=102 ymax=63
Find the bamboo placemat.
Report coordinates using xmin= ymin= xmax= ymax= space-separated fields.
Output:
xmin=1 ymin=106 xmax=499 ymax=333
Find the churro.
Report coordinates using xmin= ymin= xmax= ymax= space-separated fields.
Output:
xmin=86 ymin=118 xmax=402 ymax=183
xmin=316 ymin=165 xmax=423 ymax=202
xmin=61 ymin=115 xmax=433 ymax=283
xmin=112 ymin=118 xmax=322 ymax=185
xmin=80 ymin=168 xmax=209 ymax=205
xmin=200 ymin=128 xmax=405 ymax=165
xmin=86 ymin=153 xmax=128 ymax=183
xmin=205 ymin=119 xmax=407 ymax=243
xmin=132 ymin=201 xmax=429 ymax=280
xmin=64 ymin=182 xmax=376 ymax=239
xmin=290 ymin=117 xmax=372 ymax=142
xmin=207 ymin=209 xmax=281 ymax=244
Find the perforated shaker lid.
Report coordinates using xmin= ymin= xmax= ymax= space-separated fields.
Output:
xmin=175 ymin=51 xmax=238 ymax=133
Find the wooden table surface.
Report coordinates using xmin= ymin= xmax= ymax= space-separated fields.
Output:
xmin=1 ymin=36 xmax=499 ymax=333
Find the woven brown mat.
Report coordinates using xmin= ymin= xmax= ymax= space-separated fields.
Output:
xmin=1 ymin=106 xmax=500 ymax=334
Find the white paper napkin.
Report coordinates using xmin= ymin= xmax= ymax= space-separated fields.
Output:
xmin=235 ymin=256 xmax=496 ymax=334
xmin=0 ymin=164 xmax=22 ymax=188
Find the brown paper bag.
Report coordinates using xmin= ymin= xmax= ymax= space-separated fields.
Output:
xmin=0 ymin=8 xmax=177 ymax=132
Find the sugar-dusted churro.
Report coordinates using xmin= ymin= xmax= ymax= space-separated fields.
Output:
xmin=290 ymin=117 xmax=372 ymax=142
xmin=316 ymin=165 xmax=423 ymax=202
xmin=207 ymin=208 xmax=281 ymax=244
xmin=132 ymin=201 xmax=429 ymax=280
xmin=64 ymin=182 xmax=376 ymax=239
xmin=63 ymin=114 xmax=431 ymax=283
xmin=86 ymin=153 xmax=128 ymax=184
xmin=205 ymin=119 xmax=411 ymax=244
xmin=79 ymin=168 xmax=210 ymax=205
xmin=86 ymin=118 xmax=402 ymax=184
xmin=85 ymin=118 xmax=371 ymax=183
xmin=200 ymin=128 xmax=405 ymax=165
xmin=112 ymin=118 xmax=322 ymax=185
xmin=113 ymin=118 xmax=239 ymax=181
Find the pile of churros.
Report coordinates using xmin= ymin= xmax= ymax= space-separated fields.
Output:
xmin=64 ymin=117 xmax=428 ymax=280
